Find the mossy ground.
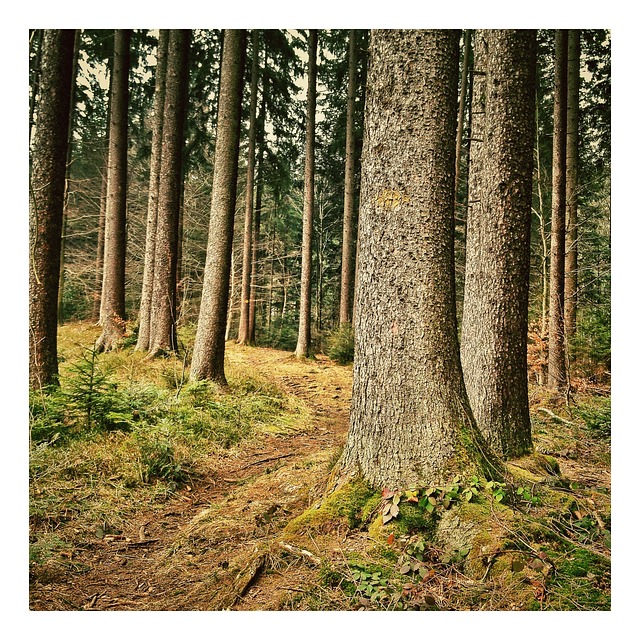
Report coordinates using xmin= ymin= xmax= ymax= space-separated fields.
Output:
xmin=29 ymin=322 xmax=610 ymax=612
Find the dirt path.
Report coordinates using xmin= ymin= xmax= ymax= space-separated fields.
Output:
xmin=29 ymin=349 xmax=353 ymax=611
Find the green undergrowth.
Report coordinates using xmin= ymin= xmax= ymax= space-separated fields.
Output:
xmin=30 ymin=323 xmax=307 ymax=575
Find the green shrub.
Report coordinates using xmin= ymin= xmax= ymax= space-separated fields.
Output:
xmin=327 ymin=323 xmax=354 ymax=365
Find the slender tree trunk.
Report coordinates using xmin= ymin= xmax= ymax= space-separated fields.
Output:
xmin=57 ymin=29 xmax=81 ymax=325
xmin=339 ymin=29 xmax=357 ymax=327
xmin=548 ymin=29 xmax=569 ymax=393
xmin=92 ymin=158 xmax=108 ymax=322
xmin=294 ymin=29 xmax=317 ymax=358
xmin=248 ymin=81 xmax=266 ymax=344
xmin=29 ymin=29 xmax=75 ymax=389
xmin=136 ymin=29 xmax=169 ymax=351
xmin=460 ymin=30 xmax=536 ymax=458
xmin=455 ymin=29 xmax=472 ymax=200
xmin=534 ymin=95 xmax=549 ymax=342
xmin=190 ymin=29 xmax=246 ymax=386
xmin=564 ymin=29 xmax=580 ymax=345
xmin=341 ymin=30 xmax=498 ymax=488
xmin=148 ymin=29 xmax=191 ymax=357
xmin=238 ymin=30 xmax=260 ymax=345
xmin=96 ymin=29 xmax=131 ymax=353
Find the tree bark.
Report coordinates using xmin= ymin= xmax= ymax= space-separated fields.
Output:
xmin=190 ymin=29 xmax=246 ymax=386
xmin=148 ymin=29 xmax=191 ymax=357
xmin=237 ymin=30 xmax=260 ymax=345
xmin=564 ymin=29 xmax=580 ymax=345
xmin=294 ymin=29 xmax=317 ymax=358
xmin=339 ymin=29 xmax=357 ymax=327
xmin=29 ymin=29 xmax=76 ymax=389
xmin=548 ymin=29 xmax=569 ymax=393
xmin=57 ymin=29 xmax=81 ymax=325
xmin=96 ymin=29 xmax=131 ymax=353
xmin=460 ymin=30 xmax=536 ymax=458
xmin=341 ymin=30 xmax=498 ymax=489
xmin=136 ymin=29 xmax=169 ymax=351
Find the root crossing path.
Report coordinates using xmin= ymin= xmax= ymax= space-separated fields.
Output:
xmin=30 ymin=348 xmax=354 ymax=611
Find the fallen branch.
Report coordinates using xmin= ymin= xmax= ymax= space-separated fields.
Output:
xmin=237 ymin=453 xmax=295 ymax=470
xmin=537 ymin=407 xmax=574 ymax=425
xmin=278 ymin=541 xmax=321 ymax=566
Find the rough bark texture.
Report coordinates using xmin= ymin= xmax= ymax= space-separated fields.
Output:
xmin=294 ymin=30 xmax=317 ymax=358
xmin=564 ymin=29 xmax=580 ymax=344
xmin=136 ymin=29 xmax=169 ymax=351
xmin=339 ymin=29 xmax=357 ymax=327
xmin=460 ymin=30 xmax=536 ymax=458
xmin=548 ymin=30 xmax=568 ymax=393
xmin=341 ymin=30 xmax=496 ymax=489
xmin=29 ymin=29 xmax=75 ymax=389
xmin=237 ymin=30 xmax=260 ymax=345
xmin=190 ymin=30 xmax=246 ymax=386
xmin=148 ymin=29 xmax=191 ymax=356
xmin=96 ymin=29 xmax=131 ymax=353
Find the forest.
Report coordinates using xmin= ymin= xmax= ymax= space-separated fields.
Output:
xmin=27 ymin=28 xmax=611 ymax=615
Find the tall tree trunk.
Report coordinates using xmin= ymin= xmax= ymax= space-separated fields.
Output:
xmin=92 ymin=157 xmax=108 ymax=322
xmin=148 ymin=29 xmax=191 ymax=357
xmin=294 ymin=29 xmax=317 ymax=358
xmin=460 ymin=29 xmax=536 ymax=458
xmin=96 ymin=29 xmax=131 ymax=353
xmin=564 ymin=29 xmax=580 ymax=345
xmin=339 ymin=29 xmax=357 ymax=327
xmin=136 ymin=29 xmax=169 ymax=351
xmin=237 ymin=30 xmax=260 ymax=345
xmin=29 ymin=29 xmax=75 ymax=389
xmin=341 ymin=30 xmax=498 ymax=488
xmin=190 ymin=29 xmax=246 ymax=386
xmin=248 ymin=79 xmax=266 ymax=344
xmin=548 ymin=29 xmax=569 ymax=394
xmin=455 ymin=29 xmax=472 ymax=201
xmin=57 ymin=29 xmax=81 ymax=325
xmin=92 ymin=46 xmax=114 ymax=323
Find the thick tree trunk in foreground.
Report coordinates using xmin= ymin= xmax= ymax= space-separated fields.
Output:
xmin=294 ymin=29 xmax=317 ymax=358
xmin=96 ymin=29 xmax=131 ymax=353
xmin=341 ymin=30 xmax=497 ymax=489
xmin=29 ymin=29 xmax=75 ymax=389
xmin=339 ymin=29 xmax=357 ymax=327
xmin=148 ymin=29 xmax=191 ymax=357
xmin=461 ymin=29 xmax=536 ymax=458
xmin=237 ymin=29 xmax=260 ymax=345
xmin=190 ymin=30 xmax=246 ymax=386
xmin=564 ymin=29 xmax=580 ymax=345
xmin=137 ymin=29 xmax=169 ymax=352
xmin=548 ymin=29 xmax=569 ymax=393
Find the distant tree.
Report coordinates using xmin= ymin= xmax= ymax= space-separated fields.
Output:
xmin=29 ymin=29 xmax=76 ymax=389
xmin=564 ymin=29 xmax=580 ymax=344
xmin=237 ymin=29 xmax=261 ymax=345
xmin=96 ymin=29 xmax=131 ymax=352
xmin=148 ymin=29 xmax=191 ymax=356
xmin=136 ymin=29 xmax=169 ymax=352
xmin=460 ymin=29 xmax=537 ymax=458
xmin=190 ymin=29 xmax=246 ymax=386
xmin=548 ymin=29 xmax=569 ymax=393
xmin=57 ymin=29 xmax=82 ymax=325
xmin=294 ymin=29 xmax=318 ymax=358
xmin=341 ymin=30 xmax=498 ymax=488
xmin=338 ymin=29 xmax=357 ymax=327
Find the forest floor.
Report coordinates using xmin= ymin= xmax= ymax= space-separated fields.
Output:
xmin=28 ymin=322 xmax=612 ymax=612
